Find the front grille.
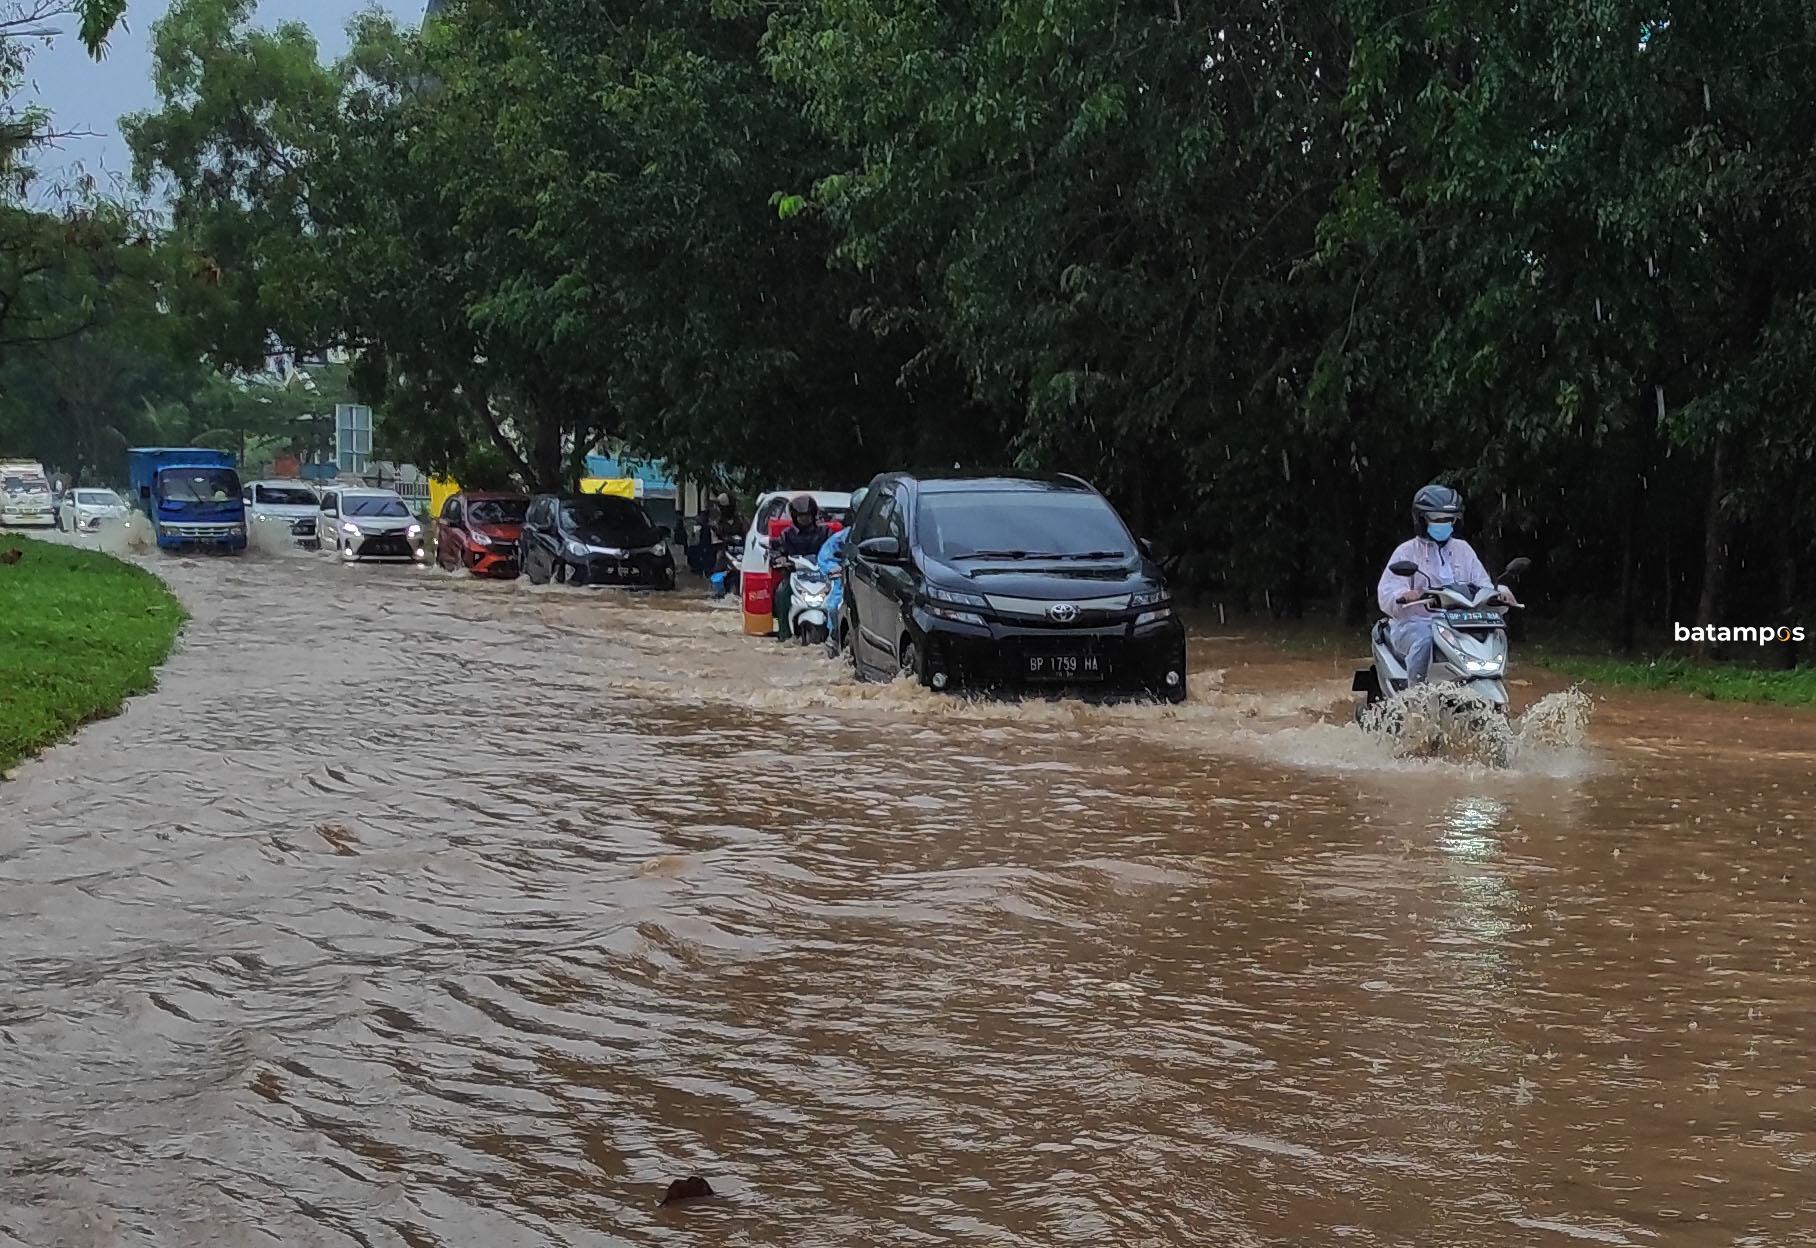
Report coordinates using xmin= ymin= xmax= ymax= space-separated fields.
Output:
xmin=169 ymin=523 xmax=235 ymax=538
xmin=360 ymin=534 xmax=412 ymax=556
xmin=983 ymin=593 xmax=1132 ymax=626
xmin=291 ymin=518 xmax=316 ymax=537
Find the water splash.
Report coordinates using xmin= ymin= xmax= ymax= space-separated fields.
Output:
xmin=1359 ymin=685 xmax=1519 ymax=767
xmin=1353 ymin=684 xmax=1593 ymax=771
xmin=1509 ymin=686 xmax=1593 ymax=759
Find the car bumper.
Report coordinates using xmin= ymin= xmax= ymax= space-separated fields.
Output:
xmin=345 ymin=531 xmax=425 ymax=560
xmin=157 ymin=523 xmax=248 ymax=550
xmin=463 ymin=545 xmax=519 ymax=577
xmin=571 ymin=551 xmax=674 ymax=586
xmin=913 ymin=609 xmax=1188 ymax=695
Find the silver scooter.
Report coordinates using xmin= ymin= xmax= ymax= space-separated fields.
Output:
xmin=1354 ymin=556 xmax=1530 ymax=717
xmin=787 ymin=554 xmax=833 ymax=646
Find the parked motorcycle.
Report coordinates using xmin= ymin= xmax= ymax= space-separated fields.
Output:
xmin=787 ymin=554 xmax=832 ymax=646
xmin=1354 ymin=556 xmax=1530 ymax=718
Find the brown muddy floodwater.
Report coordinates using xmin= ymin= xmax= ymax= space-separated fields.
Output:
xmin=3 ymin=537 xmax=1815 ymax=1247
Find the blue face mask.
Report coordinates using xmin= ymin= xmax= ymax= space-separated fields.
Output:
xmin=1426 ymin=522 xmax=1454 ymax=544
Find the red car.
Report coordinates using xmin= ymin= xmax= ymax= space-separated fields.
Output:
xmin=434 ymin=490 xmax=529 ymax=577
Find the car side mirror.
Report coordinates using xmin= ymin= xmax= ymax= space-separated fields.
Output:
xmin=1389 ymin=560 xmax=1419 ymax=577
xmin=1500 ymin=556 xmax=1532 ymax=581
xmin=858 ymin=536 xmax=903 ymax=563
xmin=1139 ymin=537 xmax=1156 ymax=559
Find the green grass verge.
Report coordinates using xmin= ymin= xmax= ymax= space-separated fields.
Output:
xmin=1537 ymin=654 xmax=1816 ymax=706
xmin=0 ymin=536 xmax=187 ymax=774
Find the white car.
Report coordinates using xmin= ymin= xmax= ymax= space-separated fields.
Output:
xmin=317 ymin=486 xmax=426 ymax=562
xmin=243 ymin=479 xmax=322 ymax=548
xmin=61 ymin=487 xmax=130 ymax=532
xmin=739 ymin=489 xmax=853 ymax=635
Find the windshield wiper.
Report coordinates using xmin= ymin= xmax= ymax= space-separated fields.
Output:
xmin=952 ymin=548 xmax=1063 ymax=561
xmin=1061 ymin=550 xmax=1127 ymax=561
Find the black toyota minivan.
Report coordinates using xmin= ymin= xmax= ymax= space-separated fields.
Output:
xmin=839 ymin=473 xmax=1188 ymax=702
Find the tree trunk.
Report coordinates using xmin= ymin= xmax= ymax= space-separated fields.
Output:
xmin=1694 ymin=439 xmax=1731 ymax=660
xmin=1616 ymin=472 xmax=1641 ymax=653
xmin=530 ymin=412 xmax=563 ymax=492
xmin=1774 ymin=513 xmax=1799 ymax=671
xmin=1338 ymin=455 xmax=1372 ymax=627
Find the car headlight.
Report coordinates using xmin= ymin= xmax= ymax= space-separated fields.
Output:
xmin=468 ymin=530 xmax=492 ymax=546
xmin=1135 ymin=609 xmax=1173 ymax=628
xmin=229 ymin=525 xmax=245 ymax=537
xmin=408 ymin=523 xmax=423 ymax=538
xmin=926 ymin=584 xmax=988 ymax=610
xmin=341 ymin=522 xmax=360 ymax=535
xmin=1131 ymin=589 xmax=1171 ymax=609
xmin=565 ymin=539 xmax=590 ymax=559
xmin=648 ymin=539 xmax=669 ymax=558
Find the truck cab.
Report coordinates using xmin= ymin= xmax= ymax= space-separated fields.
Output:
xmin=127 ymin=448 xmax=248 ymax=552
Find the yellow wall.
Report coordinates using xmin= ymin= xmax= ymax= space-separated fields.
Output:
xmin=427 ymin=476 xmax=460 ymax=519
xmin=580 ymin=477 xmax=638 ymax=499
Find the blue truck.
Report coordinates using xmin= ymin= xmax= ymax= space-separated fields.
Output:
xmin=127 ymin=448 xmax=249 ymax=552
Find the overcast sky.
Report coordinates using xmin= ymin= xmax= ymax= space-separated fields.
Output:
xmin=25 ymin=0 xmax=421 ymax=194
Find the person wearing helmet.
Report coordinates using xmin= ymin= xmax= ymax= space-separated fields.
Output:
xmin=770 ymin=493 xmax=834 ymax=640
xmin=697 ymin=490 xmax=741 ymax=596
xmin=816 ymin=486 xmax=868 ymax=651
xmin=1376 ymin=484 xmax=1512 ymax=683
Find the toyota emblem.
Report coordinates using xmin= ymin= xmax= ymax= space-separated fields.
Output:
xmin=1047 ymin=602 xmax=1080 ymax=623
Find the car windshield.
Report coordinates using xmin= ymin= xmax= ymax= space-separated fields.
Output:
xmin=158 ymin=468 xmax=241 ymax=504
xmin=5 ymin=476 xmax=48 ymax=494
xmin=76 ymin=491 xmax=122 ymax=506
xmin=469 ymin=498 xmax=528 ymax=525
xmin=256 ymin=485 xmax=317 ymax=506
xmin=562 ymin=496 xmax=650 ymax=540
xmin=918 ymin=490 xmax=1135 ymax=562
xmin=344 ymin=494 xmax=410 ymax=518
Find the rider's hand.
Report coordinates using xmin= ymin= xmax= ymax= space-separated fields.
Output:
xmin=1397 ymin=590 xmax=1423 ymax=605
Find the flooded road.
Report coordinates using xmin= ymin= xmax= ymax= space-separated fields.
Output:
xmin=4 ymin=543 xmax=1815 ymax=1247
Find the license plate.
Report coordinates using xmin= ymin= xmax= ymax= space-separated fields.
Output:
xmin=1025 ymin=652 xmax=1103 ymax=680
xmin=1448 ymin=610 xmax=1501 ymax=625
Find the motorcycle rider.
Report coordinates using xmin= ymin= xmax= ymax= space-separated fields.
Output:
xmin=771 ymin=494 xmax=834 ymax=640
xmin=817 ymin=486 xmax=867 ymax=647
xmin=1377 ymin=483 xmax=1513 ymax=684
xmin=698 ymin=491 xmax=740 ymax=597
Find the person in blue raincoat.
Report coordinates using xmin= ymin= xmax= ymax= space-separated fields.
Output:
xmin=817 ymin=486 xmax=867 ymax=649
